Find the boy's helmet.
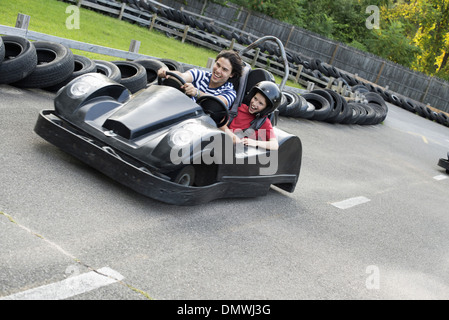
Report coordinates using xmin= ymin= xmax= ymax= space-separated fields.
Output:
xmin=247 ymin=81 xmax=282 ymax=117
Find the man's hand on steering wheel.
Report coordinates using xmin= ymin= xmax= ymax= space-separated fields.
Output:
xmin=181 ymin=83 xmax=197 ymax=97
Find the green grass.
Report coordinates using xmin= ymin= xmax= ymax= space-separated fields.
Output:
xmin=0 ymin=0 xmax=302 ymax=87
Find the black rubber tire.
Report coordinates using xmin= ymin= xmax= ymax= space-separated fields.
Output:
xmin=0 ymin=36 xmax=37 ymax=84
xmin=308 ymin=89 xmax=333 ymax=121
xmin=323 ymin=89 xmax=343 ymax=123
xmin=171 ymin=165 xmax=195 ymax=186
xmin=13 ymin=41 xmax=74 ymax=88
xmin=44 ymin=55 xmax=97 ymax=92
xmin=301 ymin=92 xmax=331 ymax=121
xmin=279 ymin=90 xmax=302 ymax=117
xmin=134 ymin=58 xmax=167 ymax=85
xmin=343 ymin=103 xmax=362 ymax=124
xmin=436 ymin=112 xmax=449 ymax=126
xmin=401 ymin=98 xmax=417 ymax=113
xmin=94 ymin=60 xmax=122 ymax=83
xmin=112 ymin=60 xmax=147 ymax=93
xmin=390 ymin=94 xmax=402 ymax=106
xmin=159 ymin=58 xmax=184 ymax=72
xmin=364 ymin=92 xmax=388 ymax=114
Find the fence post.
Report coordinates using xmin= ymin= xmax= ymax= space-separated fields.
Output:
xmin=149 ymin=14 xmax=157 ymax=31
xmin=15 ymin=13 xmax=30 ymax=30
xmin=200 ymin=0 xmax=208 ymax=15
xmin=77 ymin=0 xmax=83 ymax=8
xmin=181 ymin=25 xmax=189 ymax=43
xmin=375 ymin=61 xmax=385 ymax=84
xmin=285 ymin=26 xmax=295 ymax=48
xmin=127 ymin=40 xmax=140 ymax=60
xmin=329 ymin=43 xmax=339 ymax=65
xmin=295 ymin=64 xmax=303 ymax=84
xmin=118 ymin=2 xmax=126 ymax=20
xmin=206 ymin=57 xmax=215 ymax=69
xmin=307 ymin=81 xmax=315 ymax=91
xmin=251 ymin=48 xmax=260 ymax=68
xmin=421 ymin=76 xmax=433 ymax=103
xmin=229 ymin=38 xmax=235 ymax=50
xmin=241 ymin=10 xmax=251 ymax=33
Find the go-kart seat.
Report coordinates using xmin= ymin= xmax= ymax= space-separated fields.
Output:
xmin=229 ymin=67 xmax=278 ymax=127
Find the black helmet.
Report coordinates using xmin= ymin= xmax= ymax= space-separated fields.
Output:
xmin=247 ymin=81 xmax=282 ymax=117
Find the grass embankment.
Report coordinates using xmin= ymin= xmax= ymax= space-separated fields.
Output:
xmin=0 ymin=0 xmax=301 ymax=88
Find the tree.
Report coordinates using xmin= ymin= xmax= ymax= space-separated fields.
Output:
xmin=384 ymin=0 xmax=449 ymax=75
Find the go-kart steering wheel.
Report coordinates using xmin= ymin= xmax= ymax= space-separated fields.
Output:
xmin=158 ymin=71 xmax=186 ymax=92
xmin=196 ymin=95 xmax=230 ymax=128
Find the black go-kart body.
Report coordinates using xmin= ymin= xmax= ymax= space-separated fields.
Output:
xmin=34 ymin=36 xmax=302 ymax=205
xmin=438 ymin=152 xmax=449 ymax=174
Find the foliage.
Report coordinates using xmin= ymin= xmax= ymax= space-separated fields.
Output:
xmin=226 ymin=0 xmax=449 ymax=79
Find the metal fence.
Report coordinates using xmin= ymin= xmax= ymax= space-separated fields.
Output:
xmin=162 ymin=0 xmax=449 ymax=112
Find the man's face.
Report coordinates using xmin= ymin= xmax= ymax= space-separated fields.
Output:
xmin=210 ymin=57 xmax=234 ymax=88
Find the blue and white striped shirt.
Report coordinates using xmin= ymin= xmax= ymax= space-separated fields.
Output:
xmin=188 ymin=69 xmax=236 ymax=108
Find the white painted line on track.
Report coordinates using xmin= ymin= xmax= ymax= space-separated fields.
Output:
xmin=433 ymin=175 xmax=448 ymax=181
xmin=0 ymin=267 xmax=124 ymax=300
xmin=331 ymin=196 xmax=371 ymax=210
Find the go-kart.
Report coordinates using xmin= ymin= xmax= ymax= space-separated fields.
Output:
xmin=438 ymin=152 xmax=449 ymax=174
xmin=34 ymin=36 xmax=302 ymax=205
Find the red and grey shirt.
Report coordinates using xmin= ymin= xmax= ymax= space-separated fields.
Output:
xmin=229 ymin=104 xmax=276 ymax=141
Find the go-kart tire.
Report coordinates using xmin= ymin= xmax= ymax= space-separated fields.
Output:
xmin=94 ymin=60 xmax=122 ymax=83
xmin=0 ymin=37 xmax=5 ymax=64
xmin=112 ymin=60 xmax=147 ymax=93
xmin=13 ymin=41 xmax=74 ymax=88
xmin=0 ymin=36 xmax=37 ymax=84
xmin=134 ymin=58 xmax=167 ymax=85
xmin=172 ymin=165 xmax=195 ymax=186
xmin=44 ymin=55 xmax=97 ymax=92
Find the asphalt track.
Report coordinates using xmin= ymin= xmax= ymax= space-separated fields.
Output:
xmin=1 ymin=84 xmax=449 ymax=300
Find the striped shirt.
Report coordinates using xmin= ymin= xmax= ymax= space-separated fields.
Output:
xmin=188 ymin=69 xmax=236 ymax=108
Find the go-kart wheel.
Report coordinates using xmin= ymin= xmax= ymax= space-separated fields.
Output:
xmin=171 ymin=165 xmax=195 ymax=186
xmin=196 ymin=95 xmax=229 ymax=127
xmin=158 ymin=70 xmax=186 ymax=92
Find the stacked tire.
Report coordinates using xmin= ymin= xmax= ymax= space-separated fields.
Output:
xmin=0 ymin=35 xmax=169 ymax=94
xmin=278 ymin=88 xmax=388 ymax=125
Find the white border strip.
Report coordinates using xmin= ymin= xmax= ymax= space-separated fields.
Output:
xmin=433 ymin=175 xmax=448 ymax=181
xmin=1 ymin=267 xmax=124 ymax=300
xmin=331 ymin=196 xmax=371 ymax=210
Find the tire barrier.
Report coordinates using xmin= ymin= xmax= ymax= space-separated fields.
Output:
xmin=111 ymin=60 xmax=147 ymax=93
xmin=294 ymin=55 xmax=449 ymax=127
xmin=278 ymin=88 xmax=389 ymax=126
xmin=0 ymin=35 xmax=153 ymax=95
